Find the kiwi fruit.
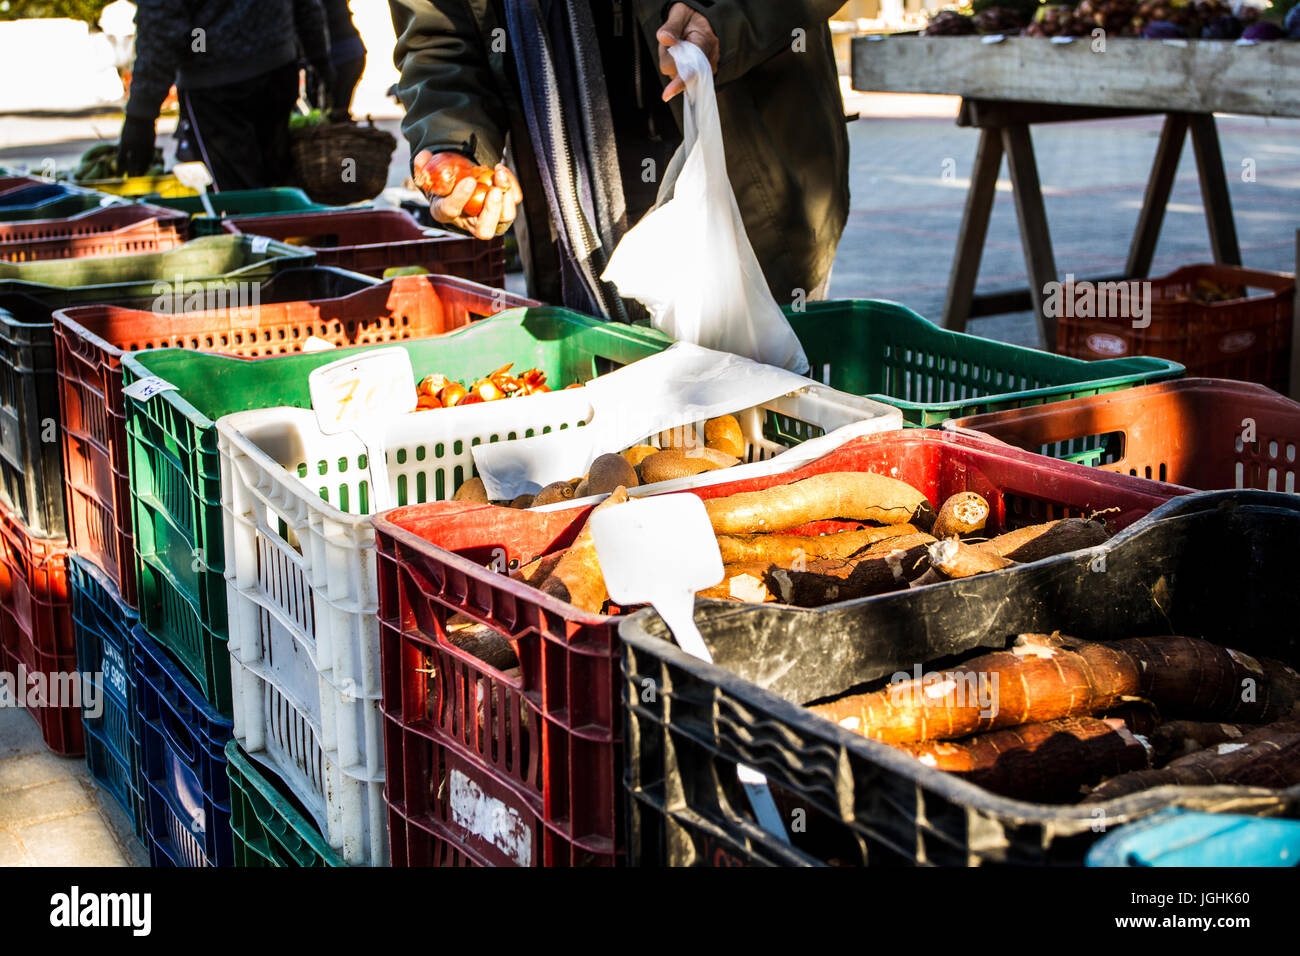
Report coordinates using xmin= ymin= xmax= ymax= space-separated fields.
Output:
xmin=639 ymin=448 xmax=739 ymax=484
xmin=574 ymin=478 xmax=590 ymax=498
xmin=586 ymin=453 xmax=639 ymax=495
xmin=509 ymin=493 xmax=536 ymax=509
xmin=704 ymin=415 xmax=744 ymax=458
xmin=453 ymin=476 xmax=489 ymax=503
xmin=533 ymin=481 xmax=577 ymax=507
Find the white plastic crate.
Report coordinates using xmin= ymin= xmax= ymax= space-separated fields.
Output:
xmin=216 ymin=373 xmax=899 ymax=866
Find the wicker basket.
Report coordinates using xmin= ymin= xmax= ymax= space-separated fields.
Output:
xmin=289 ymin=119 xmax=397 ymax=206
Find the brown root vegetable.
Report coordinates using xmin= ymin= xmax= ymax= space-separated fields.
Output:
xmin=1114 ymin=637 xmax=1300 ymax=724
xmin=704 ymin=415 xmax=745 ymax=458
xmin=764 ymin=554 xmax=916 ymax=606
xmin=1148 ymin=720 xmax=1251 ymax=765
xmin=715 ymin=524 xmax=921 ymax=566
xmin=704 ymin=472 xmax=933 ymax=534
xmin=1083 ymin=721 xmax=1300 ymax=802
xmin=622 ymin=445 xmax=659 ymax=468
xmin=639 ymin=448 xmax=739 ymax=483
xmin=453 ymin=476 xmax=489 ymax=503
xmin=532 ymin=481 xmax=576 ymax=507
xmin=926 ymin=538 xmax=1015 ymax=579
xmin=855 ymin=531 xmax=936 ymax=558
xmin=534 ymin=487 xmax=630 ymax=613
xmin=811 ymin=633 xmax=1142 ymax=745
xmin=1101 ymin=699 xmax=1163 ymax=736
xmin=508 ymin=493 xmax=535 ymax=509
xmin=698 ymin=563 xmax=776 ymax=603
xmin=896 ymin=716 xmax=1152 ymax=803
xmin=446 ymin=621 xmax=520 ymax=671
xmin=587 ymin=452 xmax=640 ymax=494
xmin=512 ymin=550 xmax=566 ymax=585
xmin=973 ymin=517 xmax=1110 ymax=561
xmin=931 ymin=492 xmax=989 ymax=538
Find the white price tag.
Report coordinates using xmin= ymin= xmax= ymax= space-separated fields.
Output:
xmin=308 ymin=348 xmax=416 ymax=431
xmin=981 ymin=34 xmax=1006 ymax=43
xmin=301 ymin=335 xmax=338 ymax=352
xmin=250 ymin=235 xmax=271 ymax=254
xmin=122 ymin=376 xmax=178 ymax=402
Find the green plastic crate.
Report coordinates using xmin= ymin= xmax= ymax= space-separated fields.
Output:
xmin=784 ymin=300 xmax=1184 ymax=426
xmin=0 ymin=234 xmax=313 ymax=299
xmin=121 ymin=306 xmax=672 ymax=714
xmin=225 ymin=740 xmax=345 ymax=867
xmin=146 ymin=188 xmax=345 ymax=236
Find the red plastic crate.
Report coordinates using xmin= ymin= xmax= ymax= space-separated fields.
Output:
xmin=219 ymin=208 xmax=506 ymax=286
xmin=54 ymin=274 xmax=537 ymax=608
xmin=945 ymin=377 xmax=1300 ymax=492
xmin=1057 ymin=264 xmax=1295 ymax=393
xmin=372 ymin=430 xmax=1187 ymax=867
xmin=0 ymin=204 xmax=189 ymax=263
xmin=0 ymin=505 xmax=79 ymax=754
xmin=0 ymin=176 xmax=44 ymax=196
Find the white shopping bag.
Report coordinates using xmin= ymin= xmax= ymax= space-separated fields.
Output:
xmin=602 ymin=41 xmax=809 ymax=375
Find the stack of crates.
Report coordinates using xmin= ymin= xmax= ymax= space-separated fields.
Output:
xmin=56 ymin=265 xmax=536 ymax=865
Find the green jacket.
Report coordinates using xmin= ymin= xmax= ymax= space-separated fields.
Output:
xmin=390 ymin=0 xmax=849 ymax=307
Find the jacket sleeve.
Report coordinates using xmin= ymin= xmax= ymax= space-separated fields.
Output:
xmin=125 ymin=0 xmax=191 ymax=121
xmin=389 ymin=0 xmax=509 ymax=168
xmin=674 ymin=0 xmax=844 ymax=87
xmin=293 ymin=0 xmax=333 ymax=65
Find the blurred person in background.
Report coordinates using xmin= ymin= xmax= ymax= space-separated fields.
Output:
xmin=118 ymin=0 xmax=333 ymax=190
xmin=322 ymin=0 xmax=367 ymax=120
xmin=390 ymin=1 xmax=850 ymax=316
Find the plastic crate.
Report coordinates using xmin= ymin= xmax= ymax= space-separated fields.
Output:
xmin=225 ymin=740 xmax=346 ymax=867
xmin=620 ymin=488 xmax=1300 ymax=867
xmin=943 ymin=377 xmax=1300 ymax=491
xmin=124 ymin=306 xmax=663 ymax=717
xmin=0 ymin=188 xmax=110 ymax=223
xmin=73 ymin=173 xmax=198 ymax=199
xmin=1086 ymin=808 xmax=1300 ymax=867
xmin=1057 ymin=265 xmax=1295 ymax=393
xmin=216 ymin=357 xmax=896 ymax=867
xmin=216 ymin=208 xmax=506 ymax=286
xmin=0 ymin=175 xmax=45 ymax=195
xmin=53 ymin=270 xmax=497 ymax=608
xmin=0 ymin=204 xmax=189 ymax=263
xmin=0 ymin=506 xmax=79 ymax=755
xmin=133 ymin=624 xmax=234 ymax=867
xmin=69 ymin=555 xmax=144 ymax=842
xmin=784 ymin=299 xmax=1184 ymax=426
xmin=371 ymin=429 xmax=1182 ymax=867
xmin=148 ymin=188 xmax=342 ymax=235
xmin=0 ymin=236 xmax=315 ymax=540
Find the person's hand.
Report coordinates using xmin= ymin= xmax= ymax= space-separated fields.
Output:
xmin=117 ymin=115 xmax=156 ymax=177
xmin=310 ymin=59 xmax=337 ymax=113
xmin=656 ymin=2 xmax=720 ymax=101
xmin=414 ymin=150 xmax=522 ymax=240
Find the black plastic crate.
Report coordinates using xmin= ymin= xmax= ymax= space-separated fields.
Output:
xmin=0 ymin=305 xmax=63 ymax=535
xmin=70 ymin=555 xmax=144 ymax=843
xmin=0 ymin=266 xmax=374 ymax=539
xmin=621 ymin=490 xmax=1300 ymax=867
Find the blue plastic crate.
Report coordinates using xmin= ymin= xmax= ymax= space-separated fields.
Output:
xmin=1087 ymin=808 xmax=1300 ymax=867
xmin=69 ymin=556 xmax=144 ymax=844
xmin=132 ymin=625 xmax=234 ymax=867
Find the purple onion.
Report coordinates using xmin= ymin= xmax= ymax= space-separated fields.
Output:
xmin=1142 ymin=20 xmax=1188 ymax=37
xmin=1241 ymin=20 xmax=1285 ymax=39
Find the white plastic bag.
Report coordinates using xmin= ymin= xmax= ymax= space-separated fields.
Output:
xmin=601 ymin=41 xmax=810 ymax=375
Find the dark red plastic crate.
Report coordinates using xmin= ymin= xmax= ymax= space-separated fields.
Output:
xmin=0 ymin=504 xmax=79 ymax=754
xmin=219 ymin=208 xmax=506 ymax=286
xmin=372 ymin=430 xmax=1187 ymax=867
xmin=54 ymin=274 xmax=537 ymax=607
xmin=0 ymin=204 xmax=189 ymax=263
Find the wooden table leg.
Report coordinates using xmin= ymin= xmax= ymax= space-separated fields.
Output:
xmin=1001 ymin=124 xmax=1060 ymax=350
xmin=1126 ymin=112 xmax=1189 ymax=279
xmin=1291 ymin=229 xmax=1299 ymax=400
xmin=1189 ymin=113 xmax=1242 ymax=267
xmin=942 ymin=127 xmax=1003 ymax=333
